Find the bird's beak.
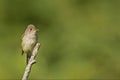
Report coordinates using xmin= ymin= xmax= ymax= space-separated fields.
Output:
xmin=36 ymin=29 xmax=39 ymax=32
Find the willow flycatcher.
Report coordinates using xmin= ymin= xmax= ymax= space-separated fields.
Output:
xmin=21 ymin=24 xmax=38 ymax=64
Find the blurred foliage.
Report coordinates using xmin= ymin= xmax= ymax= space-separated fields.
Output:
xmin=0 ymin=0 xmax=120 ymax=79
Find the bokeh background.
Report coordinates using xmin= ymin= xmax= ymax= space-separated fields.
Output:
xmin=0 ymin=0 xmax=120 ymax=79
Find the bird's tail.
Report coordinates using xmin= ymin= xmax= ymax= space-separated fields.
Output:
xmin=26 ymin=53 xmax=31 ymax=65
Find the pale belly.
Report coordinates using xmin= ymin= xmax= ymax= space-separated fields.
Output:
xmin=22 ymin=38 xmax=36 ymax=53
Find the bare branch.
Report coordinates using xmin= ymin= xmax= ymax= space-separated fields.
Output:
xmin=22 ymin=43 xmax=40 ymax=80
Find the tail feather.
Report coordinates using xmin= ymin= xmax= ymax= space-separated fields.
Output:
xmin=26 ymin=54 xmax=31 ymax=65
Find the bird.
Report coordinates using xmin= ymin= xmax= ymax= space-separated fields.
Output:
xmin=21 ymin=24 xmax=38 ymax=64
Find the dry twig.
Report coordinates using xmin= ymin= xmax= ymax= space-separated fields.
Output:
xmin=22 ymin=43 xmax=40 ymax=80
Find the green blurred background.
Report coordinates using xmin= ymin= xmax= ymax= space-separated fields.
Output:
xmin=0 ymin=0 xmax=120 ymax=79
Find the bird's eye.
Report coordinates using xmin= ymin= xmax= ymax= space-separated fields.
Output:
xmin=30 ymin=28 xmax=32 ymax=31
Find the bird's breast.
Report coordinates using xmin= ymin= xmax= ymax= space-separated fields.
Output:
xmin=22 ymin=35 xmax=36 ymax=53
